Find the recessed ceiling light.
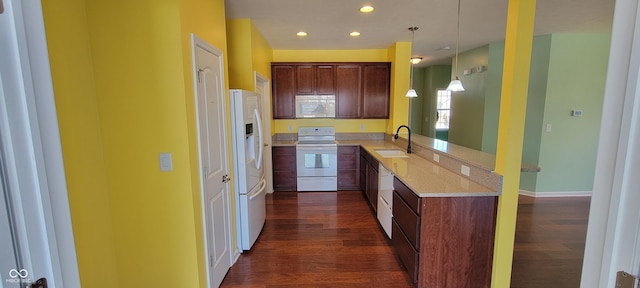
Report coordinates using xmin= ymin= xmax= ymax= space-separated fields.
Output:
xmin=350 ymin=31 xmax=361 ymax=37
xmin=360 ymin=5 xmax=374 ymax=13
xmin=297 ymin=31 xmax=307 ymax=37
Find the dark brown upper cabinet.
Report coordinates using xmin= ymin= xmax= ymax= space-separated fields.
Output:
xmin=362 ymin=63 xmax=391 ymax=118
xmin=271 ymin=62 xmax=390 ymax=119
xmin=296 ymin=65 xmax=335 ymax=95
xmin=271 ymin=65 xmax=296 ymax=119
xmin=335 ymin=64 xmax=362 ymax=118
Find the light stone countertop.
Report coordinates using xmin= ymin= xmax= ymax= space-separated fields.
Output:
xmin=340 ymin=140 xmax=499 ymax=197
xmin=273 ymin=137 xmax=500 ymax=197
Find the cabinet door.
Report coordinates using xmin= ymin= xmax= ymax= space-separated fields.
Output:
xmin=362 ymin=64 xmax=390 ymax=118
xmin=366 ymin=161 xmax=378 ymax=211
xmin=337 ymin=146 xmax=359 ymax=190
xmin=359 ymin=148 xmax=368 ymax=193
xmin=316 ymin=65 xmax=335 ymax=95
xmin=335 ymin=65 xmax=362 ymax=118
xmin=296 ymin=65 xmax=315 ymax=95
xmin=272 ymin=65 xmax=296 ymax=119
xmin=272 ymin=146 xmax=297 ymax=191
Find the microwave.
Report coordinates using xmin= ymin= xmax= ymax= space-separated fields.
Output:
xmin=295 ymin=95 xmax=336 ymax=118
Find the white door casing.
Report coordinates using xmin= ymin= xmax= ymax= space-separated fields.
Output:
xmin=581 ymin=0 xmax=640 ymax=286
xmin=255 ymin=72 xmax=273 ymax=194
xmin=192 ymin=35 xmax=232 ymax=288
xmin=0 ymin=0 xmax=80 ymax=287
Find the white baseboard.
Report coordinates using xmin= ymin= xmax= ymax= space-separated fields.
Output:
xmin=232 ymin=250 xmax=241 ymax=264
xmin=519 ymin=190 xmax=592 ymax=197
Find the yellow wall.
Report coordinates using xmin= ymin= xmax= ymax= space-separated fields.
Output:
xmin=251 ymin=22 xmax=274 ymax=80
xmin=387 ymin=42 xmax=412 ymax=134
xmin=44 ymin=0 xmax=230 ymax=287
xmin=227 ymin=19 xmax=254 ymax=90
xmin=491 ymin=0 xmax=536 ymax=286
xmin=227 ymin=19 xmax=274 ymax=90
xmin=42 ymin=0 xmax=119 ymax=286
xmin=274 ymin=119 xmax=388 ymax=133
xmin=273 ymin=49 xmax=388 ymax=62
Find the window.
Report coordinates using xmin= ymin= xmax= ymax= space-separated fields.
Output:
xmin=435 ymin=89 xmax=451 ymax=130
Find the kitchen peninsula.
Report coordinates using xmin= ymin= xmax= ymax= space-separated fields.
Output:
xmin=272 ymin=132 xmax=501 ymax=287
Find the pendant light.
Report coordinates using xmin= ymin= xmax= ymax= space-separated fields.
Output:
xmin=406 ymin=26 xmax=419 ymax=98
xmin=447 ymin=0 xmax=465 ymax=92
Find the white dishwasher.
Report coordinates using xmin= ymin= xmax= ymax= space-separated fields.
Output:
xmin=377 ymin=163 xmax=394 ymax=238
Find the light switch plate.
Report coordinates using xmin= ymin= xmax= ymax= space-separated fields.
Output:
xmin=159 ymin=153 xmax=173 ymax=171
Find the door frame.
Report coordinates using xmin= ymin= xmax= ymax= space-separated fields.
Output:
xmin=190 ymin=34 xmax=234 ymax=287
xmin=0 ymin=0 xmax=80 ymax=286
xmin=581 ymin=0 xmax=640 ymax=285
xmin=254 ymin=71 xmax=273 ymax=194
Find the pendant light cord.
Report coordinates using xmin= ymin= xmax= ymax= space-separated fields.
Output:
xmin=454 ymin=0 xmax=461 ymax=79
xmin=409 ymin=27 xmax=417 ymax=89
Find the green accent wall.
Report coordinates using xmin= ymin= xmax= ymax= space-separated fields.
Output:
xmin=484 ymin=35 xmax=553 ymax=191
xmin=535 ymin=34 xmax=611 ymax=192
xmin=472 ymin=34 xmax=610 ymax=193
xmin=410 ymin=67 xmax=425 ymax=133
xmin=411 ymin=65 xmax=451 ymax=137
xmin=448 ymin=45 xmax=489 ymax=150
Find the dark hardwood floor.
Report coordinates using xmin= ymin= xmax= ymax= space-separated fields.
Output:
xmin=511 ymin=195 xmax=591 ymax=288
xmin=221 ymin=191 xmax=412 ymax=288
xmin=220 ymin=192 xmax=590 ymax=288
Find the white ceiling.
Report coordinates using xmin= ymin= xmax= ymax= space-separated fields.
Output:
xmin=225 ymin=0 xmax=615 ymax=66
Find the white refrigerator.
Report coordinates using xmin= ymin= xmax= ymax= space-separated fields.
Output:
xmin=230 ymin=89 xmax=266 ymax=251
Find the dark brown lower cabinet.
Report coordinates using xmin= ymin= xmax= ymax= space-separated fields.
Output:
xmin=358 ymin=147 xmax=379 ymax=211
xmin=272 ymin=146 xmax=297 ymax=191
xmin=337 ymin=146 xmax=360 ymax=190
xmin=392 ymin=177 xmax=498 ymax=287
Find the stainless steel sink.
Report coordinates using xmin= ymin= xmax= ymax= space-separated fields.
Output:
xmin=374 ymin=149 xmax=409 ymax=158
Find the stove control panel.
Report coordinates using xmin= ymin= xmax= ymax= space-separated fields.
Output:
xmin=298 ymin=127 xmax=335 ymax=137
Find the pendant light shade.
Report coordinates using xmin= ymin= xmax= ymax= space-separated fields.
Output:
xmin=406 ymin=89 xmax=418 ymax=97
xmin=406 ymin=26 xmax=419 ymax=98
xmin=446 ymin=78 xmax=465 ymax=92
xmin=447 ymin=0 xmax=465 ymax=92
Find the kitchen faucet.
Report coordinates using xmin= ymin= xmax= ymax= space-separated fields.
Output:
xmin=394 ymin=125 xmax=412 ymax=154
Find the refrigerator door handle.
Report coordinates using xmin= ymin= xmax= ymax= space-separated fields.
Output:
xmin=254 ymin=108 xmax=263 ymax=170
xmin=249 ymin=179 xmax=267 ymax=200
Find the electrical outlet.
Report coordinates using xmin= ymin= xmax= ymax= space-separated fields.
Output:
xmin=461 ymin=165 xmax=470 ymax=176
xmin=433 ymin=154 xmax=440 ymax=163
xmin=360 ymin=124 xmax=365 ymax=131
xmin=545 ymin=124 xmax=552 ymax=132
xmin=288 ymin=125 xmax=292 ymax=132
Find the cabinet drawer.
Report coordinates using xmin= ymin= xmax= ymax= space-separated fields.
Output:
xmin=393 ymin=191 xmax=420 ymax=248
xmin=392 ymin=219 xmax=418 ymax=283
xmin=394 ymin=177 xmax=420 ymax=215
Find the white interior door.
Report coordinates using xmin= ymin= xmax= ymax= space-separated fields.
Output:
xmin=255 ymin=72 xmax=273 ymax=193
xmin=193 ymin=35 xmax=232 ymax=288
